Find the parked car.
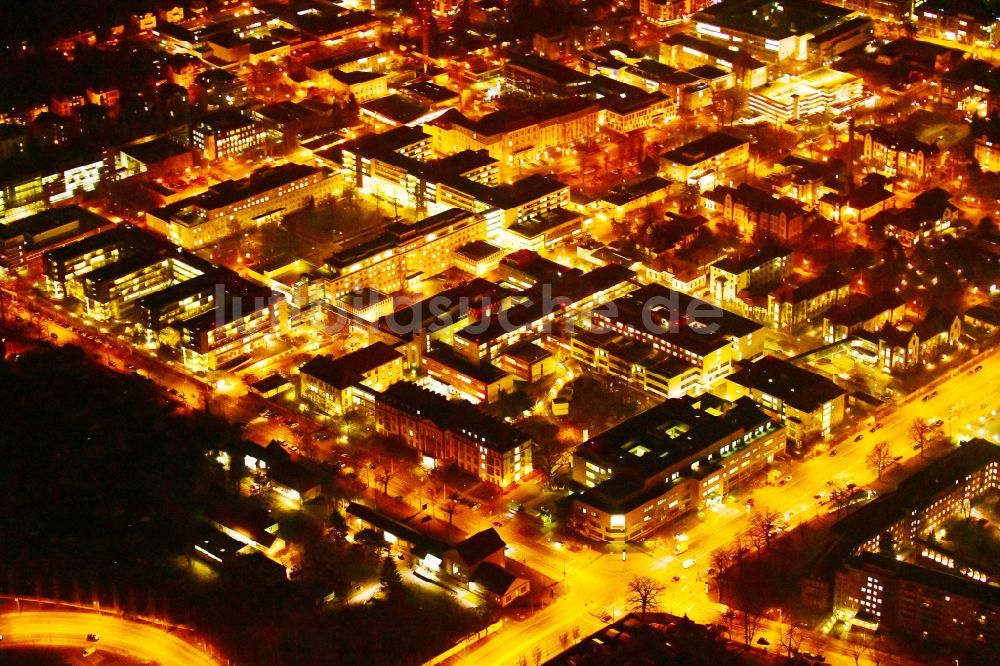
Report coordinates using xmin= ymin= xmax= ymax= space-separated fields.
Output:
xmin=86 ymin=633 xmax=100 ymax=642
xmin=854 ymin=434 xmax=865 ymax=442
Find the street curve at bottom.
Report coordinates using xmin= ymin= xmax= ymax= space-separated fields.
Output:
xmin=0 ymin=610 xmax=218 ymax=666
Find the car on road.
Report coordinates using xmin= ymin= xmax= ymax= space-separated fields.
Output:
xmin=854 ymin=434 xmax=864 ymax=442
xmin=829 ymin=449 xmax=838 ymax=457
xmin=289 ymin=421 xmax=301 ymax=429
xmin=86 ymin=633 xmax=100 ymax=642
xmin=83 ymin=648 xmax=97 ymax=658
xmin=671 ymin=576 xmax=681 ymax=582
xmin=973 ymin=365 xmax=983 ymax=373
xmin=168 ymin=388 xmax=179 ymax=396
xmin=869 ymin=423 xmax=882 ymax=433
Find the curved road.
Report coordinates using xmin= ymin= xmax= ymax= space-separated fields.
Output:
xmin=0 ymin=611 xmax=217 ymax=665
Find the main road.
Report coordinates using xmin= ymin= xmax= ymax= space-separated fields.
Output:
xmin=460 ymin=347 xmax=1000 ymax=664
xmin=0 ymin=610 xmax=217 ymax=665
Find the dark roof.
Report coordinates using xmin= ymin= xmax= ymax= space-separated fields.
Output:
xmin=377 ymin=383 xmax=528 ymax=453
xmin=576 ymin=396 xmax=775 ymax=513
xmin=346 ymin=502 xmax=425 ymax=545
xmin=847 ymin=181 xmax=894 ymax=210
xmin=662 ymin=132 xmax=748 ymax=166
xmin=864 ymin=127 xmax=939 ymax=155
xmin=455 ymin=240 xmax=504 ymax=262
xmin=268 ymin=457 xmax=321 ymax=494
xmin=361 ymin=93 xmax=429 ymax=124
xmin=423 ymin=343 xmax=509 ymax=384
xmin=848 ymin=551 xmax=1000 ymax=607
xmin=832 ymin=439 xmax=1000 ymax=546
xmin=454 ymin=528 xmax=506 ymax=566
xmin=455 ymin=264 xmax=635 ymax=345
xmin=602 ymin=177 xmax=671 ymax=207
xmin=121 ymin=137 xmax=191 ymax=164
xmin=693 ymin=0 xmax=853 ymax=40
xmin=712 ymin=245 xmax=791 ymax=275
xmin=826 ymin=291 xmax=904 ymax=327
xmin=251 ymin=374 xmax=291 ymax=394
xmin=299 ymin=342 xmax=401 ymax=390
xmin=728 ymin=355 xmax=845 ymax=412
xmin=965 ymin=303 xmax=1000 ymax=326
xmin=471 ymin=561 xmax=519 ymax=596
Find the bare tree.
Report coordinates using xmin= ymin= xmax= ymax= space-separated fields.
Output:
xmin=721 ymin=607 xmax=737 ymax=637
xmin=442 ymin=499 xmax=459 ymax=526
xmin=777 ymin=621 xmax=804 ymax=658
xmin=738 ymin=608 xmax=764 ymax=647
xmin=866 ymin=440 xmax=893 ymax=480
xmin=847 ymin=633 xmax=871 ymax=666
xmin=709 ymin=547 xmax=733 ymax=601
xmin=732 ymin=535 xmax=751 ymax=562
xmin=625 ymin=574 xmax=667 ymax=614
xmin=908 ymin=417 xmax=941 ymax=457
xmin=532 ymin=437 xmax=575 ymax=490
xmin=749 ymin=509 xmax=786 ymax=552
xmin=378 ymin=466 xmax=395 ymax=496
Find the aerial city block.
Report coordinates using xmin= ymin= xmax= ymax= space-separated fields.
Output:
xmin=1 ymin=0 xmax=1000 ymax=664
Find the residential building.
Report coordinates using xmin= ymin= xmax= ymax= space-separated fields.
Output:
xmin=146 ymin=163 xmax=336 ymax=249
xmin=975 ymin=122 xmax=1000 ymax=173
xmin=319 ymin=208 xmax=487 ymax=300
xmin=724 ymin=355 xmax=846 ymax=448
xmin=592 ymin=283 xmax=766 ymax=388
xmin=862 ymin=127 xmax=942 ymax=181
xmin=709 ymin=245 xmax=792 ymax=305
xmin=543 ymin=329 xmax=702 ymax=399
xmin=703 ymin=182 xmax=806 ymax=243
xmin=299 ymin=342 xmax=405 ymax=415
xmin=571 ymin=395 xmax=785 ymax=542
xmin=914 ymin=0 xmax=999 ymax=47
xmin=600 ymin=177 xmax=673 ymax=219
xmin=660 ymin=132 xmax=750 ymax=190
xmin=822 ymin=291 xmax=906 ymax=343
xmin=373 ymin=382 xmax=532 ymax=487
xmin=873 ymin=187 xmax=959 ymax=247
xmin=190 ymin=110 xmax=266 ymax=161
xmin=451 ymin=264 xmax=637 ymax=362
xmin=502 ymin=55 xmax=592 ymax=98
xmin=804 ymin=438 xmax=1000 ymax=642
xmin=767 ymin=272 xmax=852 ymax=331
xmin=851 ymin=308 xmax=961 ymax=372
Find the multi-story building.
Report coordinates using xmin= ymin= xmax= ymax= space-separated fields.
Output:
xmin=593 ymin=283 xmax=766 ymax=389
xmin=861 ymin=127 xmax=942 ymax=181
xmin=0 ymin=152 xmax=105 ymax=224
xmin=600 ymin=177 xmax=673 ymax=220
xmin=851 ymin=308 xmax=961 ymax=373
xmin=451 ymin=264 xmax=637 ymax=362
xmin=709 ymin=245 xmax=792 ymax=305
xmin=804 ymin=438 xmax=1000 ymax=647
xmin=724 ymin=355 xmax=846 ymax=448
xmin=703 ymin=183 xmax=806 ymax=243
xmin=660 ymin=132 xmax=750 ymax=190
xmin=974 ymin=120 xmax=1000 ymax=172
xmin=177 ymin=281 xmax=286 ymax=372
xmin=543 ymin=329 xmax=703 ymax=400
xmin=822 ymin=291 xmax=905 ymax=343
xmin=299 ymin=342 xmax=405 ymax=415
xmin=914 ymin=0 xmax=999 ymax=47
xmin=502 ymin=55 xmax=592 ymax=98
xmin=373 ymin=382 xmax=532 ymax=488
xmin=320 ymin=208 xmax=487 ymax=300
xmin=190 ymin=110 xmax=266 ymax=161
xmin=426 ymin=102 xmax=601 ymax=168
xmin=749 ymin=67 xmax=865 ymax=123
xmin=146 ymin=163 xmax=336 ymax=249
xmin=659 ymin=34 xmax=769 ymax=89
xmin=691 ymin=0 xmax=867 ymax=62
xmin=571 ymin=395 xmax=785 ymax=542
xmin=767 ymin=272 xmax=852 ymax=331
xmin=0 ymin=205 xmax=111 ymax=272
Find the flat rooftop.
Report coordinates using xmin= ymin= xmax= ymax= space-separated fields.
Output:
xmin=694 ymin=0 xmax=853 ymax=39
